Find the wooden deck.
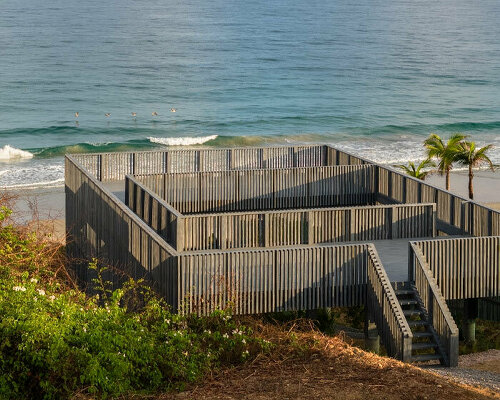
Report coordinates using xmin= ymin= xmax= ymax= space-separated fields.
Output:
xmin=66 ymin=144 xmax=500 ymax=367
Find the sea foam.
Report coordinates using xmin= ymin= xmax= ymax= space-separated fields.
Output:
xmin=148 ymin=135 xmax=218 ymax=146
xmin=0 ymin=145 xmax=34 ymax=161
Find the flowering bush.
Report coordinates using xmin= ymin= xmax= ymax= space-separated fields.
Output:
xmin=0 ymin=207 xmax=270 ymax=399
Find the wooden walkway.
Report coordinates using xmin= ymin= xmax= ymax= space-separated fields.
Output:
xmin=340 ymin=237 xmax=464 ymax=282
xmin=66 ymin=144 xmax=500 ymax=368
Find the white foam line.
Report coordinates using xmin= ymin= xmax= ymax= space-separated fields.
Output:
xmin=148 ymin=135 xmax=218 ymax=146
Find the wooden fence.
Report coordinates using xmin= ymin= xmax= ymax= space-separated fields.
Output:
xmin=409 ymin=243 xmax=459 ymax=367
xmin=411 ymin=237 xmax=500 ymax=300
xmin=65 ymin=155 xmax=180 ymax=309
xmin=177 ymin=244 xmax=369 ymax=315
xmin=178 ymin=203 xmax=435 ymax=251
xmin=325 ymin=146 xmax=500 ymax=237
xmin=133 ymin=165 xmax=377 ymax=214
xmin=72 ymin=145 xmax=329 ymax=181
xmin=366 ymin=246 xmax=412 ymax=361
xmin=126 ymin=174 xmax=435 ymax=251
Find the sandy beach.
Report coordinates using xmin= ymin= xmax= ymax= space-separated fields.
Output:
xmin=426 ymin=169 xmax=500 ymax=210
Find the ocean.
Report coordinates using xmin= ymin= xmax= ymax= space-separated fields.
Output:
xmin=1 ymin=0 xmax=500 ymax=188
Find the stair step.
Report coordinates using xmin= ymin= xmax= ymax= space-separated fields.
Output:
xmin=412 ymin=354 xmax=442 ymax=362
xmin=395 ymin=289 xmax=414 ymax=296
xmin=412 ymin=332 xmax=433 ymax=338
xmin=408 ymin=320 xmax=429 ymax=327
xmin=412 ymin=342 xmax=438 ymax=350
xmin=399 ymin=299 xmax=418 ymax=306
xmin=404 ymin=309 xmax=423 ymax=317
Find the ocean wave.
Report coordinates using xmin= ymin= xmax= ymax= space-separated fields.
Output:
xmin=0 ymin=161 xmax=64 ymax=189
xmin=148 ymin=135 xmax=218 ymax=146
xmin=0 ymin=145 xmax=34 ymax=161
xmin=1 ymin=178 xmax=65 ymax=190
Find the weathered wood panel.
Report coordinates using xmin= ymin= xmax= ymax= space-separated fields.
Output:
xmin=409 ymin=243 xmax=459 ymax=367
xmin=325 ymin=145 xmax=500 ymax=237
xmin=65 ymin=155 xmax=180 ymax=310
xmin=366 ymin=246 xmax=412 ymax=361
xmin=177 ymin=244 xmax=369 ymax=315
xmin=135 ymin=165 xmax=376 ymax=214
xmin=72 ymin=145 xmax=329 ymax=181
xmin=412 ymin=237 xmax=500 ymax=300
xmin=125 ymin=175 xmax=182 ymax=250
xmin=178 ymin=204 xmax=435 ymax=251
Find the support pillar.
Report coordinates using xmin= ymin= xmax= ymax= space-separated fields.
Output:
xmin=463 ymin=298 xmax=478 ymax=343
xmin=364 ymin=312 xmax=380 ymax=354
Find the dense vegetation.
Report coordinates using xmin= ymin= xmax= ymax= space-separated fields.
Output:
xmin=0 ymin=205 xmax=270 ymax=399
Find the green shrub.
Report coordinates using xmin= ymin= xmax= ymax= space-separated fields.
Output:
xmin=0 ymin=208 xmax=271 ymax=399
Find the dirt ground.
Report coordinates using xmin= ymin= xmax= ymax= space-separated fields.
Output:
xmin=158 ymin=327 xmax=499 ymax=400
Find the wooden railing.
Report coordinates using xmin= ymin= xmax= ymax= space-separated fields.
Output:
xmin=325 ymin=145 xmax=500 ymax=237
xmin=366 ymin=246 xmax=412 ymax=361
xmin=412 ymin=237 xmax=500 ymax=300
xmin=134 ymin=165 xmax=377 ymax=214
xmin=127 ymin=173 xmax=435 ymax=251
xmin=125 ymin=175 xmax=183 ymax=250
xmin=177 ymin=243 xmax=369 ymax=315
xmin=409 ymin=243 xmax=459 ymax=367
xmin=179 ymin=203 xmax=435 ymax=251
xmin=72 ymin=145 xmax=329 ymax=181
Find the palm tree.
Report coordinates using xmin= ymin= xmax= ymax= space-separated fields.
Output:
xmin=396 ymin=159 xmax=435 ymax=181
xmin=455 ymin=141 xmax=494 ymax=200
xmin=424 ymin=133 xmax=466 ymax=190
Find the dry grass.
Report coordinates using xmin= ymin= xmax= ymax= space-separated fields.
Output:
xmin=0 ymin=192 xmax=76 ymax=290
xmin=148 ymin=318 xmax=499 ymax=400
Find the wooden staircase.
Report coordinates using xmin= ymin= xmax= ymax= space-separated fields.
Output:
xmin=394 ymin=285 xmax=446 ymax=365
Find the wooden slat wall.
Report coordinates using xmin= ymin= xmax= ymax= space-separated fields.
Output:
xmin=177 ymin=244 xmax=368 ymax=315
xmin=409 ymin=243 xmax=459 ymax=367
xmin=65 ymin=155 xmax=180 ymax=310
xmin=325 ymin=145 xmax=500 ymax=237
xmin=72 ymin=145 xmax=329 ymax=181
xmin=178 ymin=204 xmax=435 ymax=251
xmin=135 ymin=165 xmax=376 ymax=214
xmin=411 ymin=237 xmax=500 ymax=300
xmin=366 ymin=246 xmax=412 ymax=361
xmin=125 ymin=175 xmax=182 ymax=250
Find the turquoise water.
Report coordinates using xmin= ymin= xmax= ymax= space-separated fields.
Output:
xmin=1 ymin=0 xmax=500 ymax=187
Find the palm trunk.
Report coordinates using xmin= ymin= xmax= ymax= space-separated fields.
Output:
xmin=445 ymin=168 xmax=451 ymax=191
xmin=468 ymin=165 xmax=474 ymax=200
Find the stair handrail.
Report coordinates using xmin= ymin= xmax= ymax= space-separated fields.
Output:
xmin=366 ymin=245 xmax=413 ymax=361
xmin=409 ymin=243 xmax=459 ymax=367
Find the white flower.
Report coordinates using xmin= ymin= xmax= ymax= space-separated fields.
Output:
xmin=37 ymin=289 xmax=45 ymax=296
xmin=241 ymin=339 xmax=246 ymax=344
xmin=13 ymin=286 xmax=26 ymax=292
xmin=243 ymin=350 xmax=249 ymax=356
xmin=204 ymin=329 xmax=212 ymax=335
xmin=30 ymin=278 xmax=38 ymax=283
xmin=223 ymin=333 xmax=229 ymax=339
xmin=83 ymin=327 xmax=87 ymax=333
xmin=165 ymin=319 xmax=171 ymax=324
xmin=49 ymin=295 xmax=56 ymax=302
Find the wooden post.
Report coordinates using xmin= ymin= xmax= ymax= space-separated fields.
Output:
xmin=463 ymin=298 xmax=478 ymax=343
xmin=432 ymin=204 xmax=437 ymax=237
xmin=176 ymin=217 xmax=184 ymax=252
xmin=220 ymin=216 xmax=227 ymax=250
xmin=364 ymin=314 xmax=380 ymax=354
xmin=308 ymin=211 xmax=314 ymax=244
